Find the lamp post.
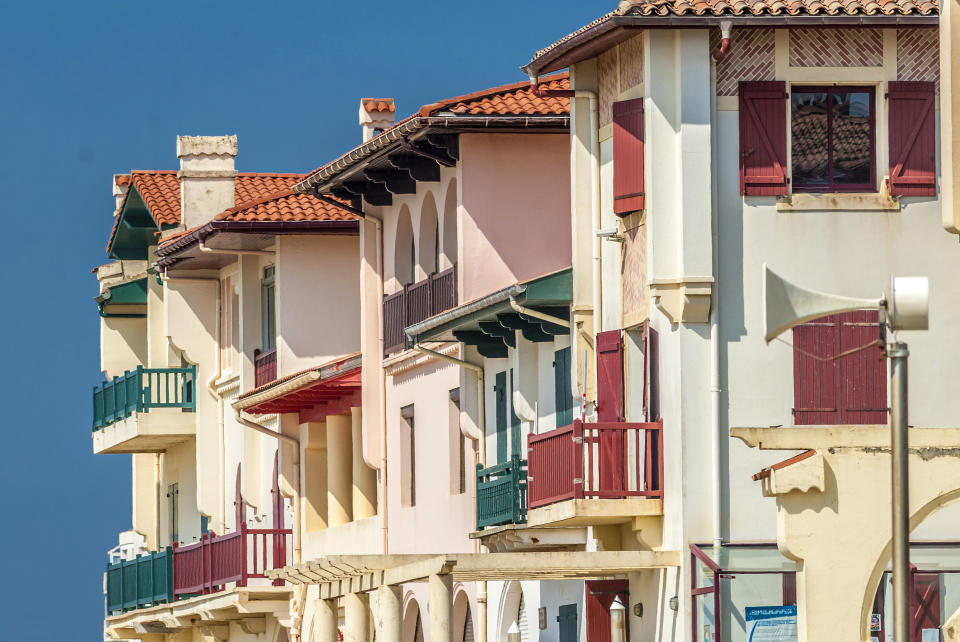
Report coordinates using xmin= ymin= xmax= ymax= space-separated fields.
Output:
xmin=889 ymin=342 xmax=910 ymax=642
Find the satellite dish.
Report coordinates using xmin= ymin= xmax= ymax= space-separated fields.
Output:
xmin=762 ymin=265 xmax=928 ymax=343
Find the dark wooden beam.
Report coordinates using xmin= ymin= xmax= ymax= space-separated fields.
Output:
xmin=496 ymin=313 xmax=553 ymax=342
xmin=479 ymin=321 xmax=516 ymax=348
xmin=364 ymin=169 xmax=417 ymax=195
xmin=388 ymin=153 xmax=441 ymax=182
xmin=401 ymin=140 xmax=456 ymax=168
xmin=425 ymin=134 xmax=460 ymax=161
xmin=477 ymin=343 xmax=508 ymax=359
xmin=343 ymin=180 xmax=393 ymax=207
xmin=453 ymin=330 xmax=508 ymax=357
xmin=329 ymin=187 xmax=362 ymax=211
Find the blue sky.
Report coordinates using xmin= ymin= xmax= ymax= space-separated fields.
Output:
xmin=0 ymin=2 xmax=601 ymax=638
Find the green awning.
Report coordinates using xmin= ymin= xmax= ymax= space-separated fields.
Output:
xmin=406 ymin=268 xmax=572 ymax=358
xmin=96 ymin=278 xmax=148 ymax=318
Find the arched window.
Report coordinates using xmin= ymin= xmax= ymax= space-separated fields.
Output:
xmin=441 ymin=178 xmax=458 ymax=269
xmin=395 ymin=206 xmax=415 ymax=287
xmin=418 ymin=192 xmax=439 ymax=276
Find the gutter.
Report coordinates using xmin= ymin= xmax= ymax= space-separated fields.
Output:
xmin=404 ymin=284 xmax=527 ymax=339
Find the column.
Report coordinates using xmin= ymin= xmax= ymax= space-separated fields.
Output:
xmin=377 ymin=585 xmax=403 ymax=642
xmin=429 ymin=573 xmax=454 ymax=642
xmin=345 ymin=592 xmax=370 ymax=642
xmin=327 ymin=414 xmax=353 ymax=527
xmin=317 ymin=598 xmax=339 ymax=642
xmin=351 ymin=406 xmax=377 ymax=520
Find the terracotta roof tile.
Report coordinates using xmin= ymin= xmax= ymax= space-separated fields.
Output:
xmin=213 ymin=190 xmax=357 ymax=223
xmin=419 ymin=73 xmax=570 ymax=117
xmin=362 ymin=98 xmax=395 ymax=113
xmin=614 ymin=0 xmax=936 ymax=16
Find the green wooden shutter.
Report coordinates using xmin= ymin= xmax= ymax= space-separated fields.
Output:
xmin=510 ymin=369 xmax=521 ymax=458
xmin=554 ymin=347 xmax=573 ymax=428
xmin=496 ymin=371 xmax=507 ymax=463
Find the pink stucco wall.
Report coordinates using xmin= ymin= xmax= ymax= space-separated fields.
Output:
xmin=459 ymin=133 xmax=571 ymax=302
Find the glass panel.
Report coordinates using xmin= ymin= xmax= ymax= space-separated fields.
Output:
xmin=698 ymin=545 xmax=798 ymax=573
xmin=695 ymin=591 xmax=717 ymax=642
xmin=720 ymin=574 xmax=795 ymax=642
xmin=791 ymin=91 xmax=830 ymax=188
xmin=832 ymin=91 xmax=872 ymax=185
xmin=879 ymin=544 xmax=960 ymax=571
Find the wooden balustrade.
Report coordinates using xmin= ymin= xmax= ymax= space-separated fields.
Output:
xmin=93 ymin=366 xmax=197 ymax=431
xmin=253 ymin=348 xmax=278 ymax=388
xmin=382 ymin=265 xmax=457 ymax=356
xmin=527 ymin=419 xmax=664 ymax=510
xmin=172 ymin=525 xmax=291 ymax=599
xmin=105 ymin=547 xmax=174 ymax=614
xmin=475 ymin=455 xmax=527 ymax=529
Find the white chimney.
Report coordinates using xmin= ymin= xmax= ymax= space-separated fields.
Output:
xmin=359 ymin=98 xmax=396 ymax=143
xmin=112 ymin=174 xmax=129 ymax=213
xmin=176 ymin=135 xmax=238 ymax=229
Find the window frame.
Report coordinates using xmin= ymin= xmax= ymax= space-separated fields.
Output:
xmin=261 ymin=266 xmax=276 ymax=351
xmin=790 ymin=84 xmax=877 ymax=194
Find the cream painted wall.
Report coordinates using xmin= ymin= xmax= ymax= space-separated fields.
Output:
xmin=459 ymin=133 xmax=572 ymax=303
xmin=275 ymin=235 xmax=360 ymax=377
xmin=100 ymin=316 xmax=147 ymax=380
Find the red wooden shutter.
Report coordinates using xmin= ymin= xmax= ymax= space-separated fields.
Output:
xmin=912 ymin=573 xmax=940 ymax=642
xmin=596 ymin=329 xmax=624 ymax=421
xmin=838 ymin=310 xmax=887 ymax=424
xmin=793 ymin=315 xmax=840 ymax=425
xmin=889 ymin=81 xmax=936 ymax=197
xmin=793 ymin=311 xmax=885 ymax=425
xmin=739 ymin=81 xmax=788 ymax=196
xmin=585 ymin=580 xmax=629 ymax=642
xmin=613 ymin=98 xmax=645 ymax=215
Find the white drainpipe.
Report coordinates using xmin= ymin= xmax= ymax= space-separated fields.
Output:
xmin=709 ymin=54 xmax=724 ymax=550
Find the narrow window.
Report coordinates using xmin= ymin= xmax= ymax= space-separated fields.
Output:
xmin=449 ymin=388 xmax=465 ymax=495
xmin=433 ymin=222 xmax=440 ymax=275
xmin=495 ymin=371 xmax=507 ymax=464
xmin=220 ymin=276 xmax=233 ymax=371
xmin=509 ymin=369 xmax=521 ymax=459
xmin=554 ymin=347 xmax=573 ymax=428
xmin=409 ymin=238 xmax=416 ymax=285
xmin=167 ymin=483 xmax=179 ymax=544
xmin=596 ymin=330 xmax=625 ymax=422
xmin=791 ymin=86 xmax=875 ymax=192
xmin=261 ymin=266 xmax=276 ymax=351
xmin=401 ymin=404 xmax=416 ymax=507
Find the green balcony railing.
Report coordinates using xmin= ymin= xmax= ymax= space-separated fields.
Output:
xmin=476 ymin=455 xmax=528 ymax=529
xmin=105 ymin=547 xmax=174 ymax=615
xmin=92 ymin=366 xmax=196 ymax=431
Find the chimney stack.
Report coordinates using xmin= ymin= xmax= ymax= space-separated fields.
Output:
xmin=176 ymin=135 xmax=238 ymax=229
xmin=359 ymin=99 xmax=396 ymax=143
xmin=113 ymin=174 xmax=130 ymax=213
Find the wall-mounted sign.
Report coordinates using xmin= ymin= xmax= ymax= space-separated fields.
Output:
xmin=745 ymin=606 xmax=797 ymax=641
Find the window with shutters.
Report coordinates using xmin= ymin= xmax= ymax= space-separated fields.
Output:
xmin=554 ymin=347 xmax=573 ymax=428
xmin=793 ymin=310 xmax=887 ymax=425
xmin=596 ymin=330 xmax=625 ymax=422
xmin=791 ymin=86 xmax=875 ymax=192
xmin=739 ymin=81 xmax=789 ymax=196
xmin=613 ymin=98 xmax=645 ymax=215
xmin=401 ymin=405 xmax=416 ymax=507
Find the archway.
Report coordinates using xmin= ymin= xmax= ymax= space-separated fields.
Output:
xmin=453 ymin=588 xmax=475 ymax=642
xmin=440 ymin=178 xmax=458 ymax=270
xmin=403 ymin=593 xmax=425 ymax=642
xmin=498 ymin=581 xmax=525 ymax=642
xmin=394 ymin=205 xmax=415 ymax=288
xmin=418 ymin=192 xmax=439 ymax=278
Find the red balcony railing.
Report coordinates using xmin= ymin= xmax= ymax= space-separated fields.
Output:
xmin=172 ymin=525 xmax=290 ymax=598
xmin=383 ymin=265 xmax=457 ymax=355
xmin=254 ymin=348 xmax=277 ymax=388
xmin=527 ymin=419 xmax=663 ymax=509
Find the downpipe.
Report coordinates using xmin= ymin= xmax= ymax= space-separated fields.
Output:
xmin=709 ymin=45 xmax=724 ymax=550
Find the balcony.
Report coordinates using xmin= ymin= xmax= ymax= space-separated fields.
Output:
xmin=105 ymin=527 xmax=291 ymax=617
xmin=105 ymin=548 xmax=174 ymax=615
xmin=254 ymin=347 xmax=277 ymax=388
xmin=91 ymin=366 xmax=196 ymax=454
xmin=475 ymin=420 xmax=664 ymax=531
xmin=383 ymin=265 xmax=457 ymax=355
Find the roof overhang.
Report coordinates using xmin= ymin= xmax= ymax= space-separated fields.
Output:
xmin=268 ymin=551 xmax=682 ymax=600
xmin=154 ymin=219 xmax=359 ymax=271
xmin=234 ymin=353 xmax=362 ymax=422
xmin=108 ymin=187 xmax=163 ymax=261
xmin=405 ymin=268 xmax=572 ymax=358
xmin=295 ymin=115 xmax=570 ymax=198
xmin=97 ymin=276 xmax=148 ymax=318
xmin=523 ymin=13 xmax=939 ymax=76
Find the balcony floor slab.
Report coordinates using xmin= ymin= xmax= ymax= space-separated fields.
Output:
xmin=527 ymin=498 xmax=664 ymax=527
xmin=93 ymin=408 xmax=196 ymax=454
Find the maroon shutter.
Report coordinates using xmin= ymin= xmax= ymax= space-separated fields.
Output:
xmin=793 ymin=315 xmax=840 ymax=425
xmin=585 ymin=580 xmax=629 ymax=642
xmin=793 ymin=311 xmax=886 ymax=425
xmin=838 ymin=310 xmax=887 ymax=424
xmin=596 ymin=329 xmax=624 ymax=422
xmin=613 ymin=98 xmax=645 ymax=215
xmin=888 ymin=81 xmax=936 ymax=197
xmin=912 ymin=573 xmax=940 ymax=642
xmin=739 ymin=81 xmax=788 ymax=196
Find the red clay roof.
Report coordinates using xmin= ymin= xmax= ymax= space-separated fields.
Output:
xmin=418 ymin=73 xmax=569 ymax=117
xmin=362 ymin=98 xmax=395 ymax=113
xmin=616 ymin=0 xmax=936 ymax=16
xmin=213 ymin=190 xmax=356 ymax=223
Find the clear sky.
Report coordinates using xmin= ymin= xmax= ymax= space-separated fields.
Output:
xmin=0 ymin=2 xmax=603 ymax=638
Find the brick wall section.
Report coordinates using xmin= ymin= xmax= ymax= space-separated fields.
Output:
xmin=789 ymin=28 xmax=883 ymax=67
xmin=621 ymin=221 xmax=649 ymax=324
xmin=599 ymin=48 xmax=618 ymax=127
xmin=897 ymin=27 xmax=940 ymax=91
xmin=619 ymin=35 xmax=644 ymax=91
xmin=712 ymin=28 xmax=776 ymax=96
